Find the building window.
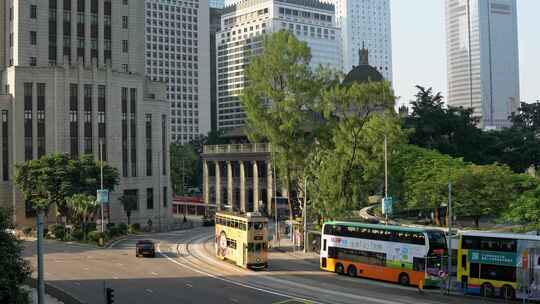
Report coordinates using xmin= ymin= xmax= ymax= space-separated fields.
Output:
xmin=122 ymin=16 xmax=128 ymax=29
xmin=123 ymin=189 xmax=139 ymax=211
xmin=122 ymin=64 xmax=129 ymax=73
xmin=145 ymin=114 xmax=152 ymax=176
xmin=121 ymin=87 xmax=128 ymax=177
xmin=2 ymin=111 xmax=9 ymax=181
xmin=161 ymin=115 xmax=166 ymax=175
xmin=30 ymin=31 xmax=37 ymax=45
xmin=98 ymin=85 xmax=107 ymax=161
xmin=84 ymin=85 xmax=93 ymax=155
xmin=24 ymin=83 xmax=33 ymax=161
xmin=37 ymin=83 xmax=46 ymax=158
xmin=69 ymin=84 xmax=79 ymax=158
xmin=123 ymin=0 xmax=128 ymax=5
xmin=146 ymin=188 xmax=154 ymax=210
xmin=29 ymin=57 xmax=37 ymax=66
xmin=130 ymin=88 xmax=137 ymax=177
xmin=122 ymin=40 xmax=128 ymax=53
xmin=30 ymin=5 xmax=37 ymax=19
xmin=163 ymin=186 xmax=167 ymax=207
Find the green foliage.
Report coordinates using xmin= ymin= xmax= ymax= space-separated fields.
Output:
xmin=308 ymin=81 xmax=404 ymax=220
xmin=241 ymin=30 xmax=340 ymax=218
xmin=49 ymin=224 xmax=66 ymax=240
xmin=505 ymin=184 xmax=540 ymax=230
xmin=0 ymin=207 xmax=31 ymax=304
xmin=14 ymin=154 xmax=119 ymax=220
xmin=87 ymin=231 xmax=106 ymax=244
xmin=71 ymin=229 xmax=84 ymax=241
xmin=117 ymin=223 xmax=128 ymax=235
xmin=66 ymin=194 xmax=97 ymax=226
xmin=170 ymin=143 xmax=199 ymax=195
xmin=106 ymin=227 xmax=119 ymax=239
xmin=119 ymin=195 xmax=138 ymax=225
xmin=128 ymin=223 xmax=140 ymax=234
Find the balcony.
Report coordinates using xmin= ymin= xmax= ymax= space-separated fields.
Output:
xmin=203 ymin=143 xmax=270 ymax=155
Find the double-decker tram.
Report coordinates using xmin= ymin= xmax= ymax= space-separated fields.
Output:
xmin=215 ymin=212 xmax=268 ymax=269
xmin=457 ymin=231 xmax=540 ymax=300
xmin=320 ymin=222 xmax=447 ymax=287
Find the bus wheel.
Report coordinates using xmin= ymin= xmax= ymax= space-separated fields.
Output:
xmin=335 ymin=263 xmax=344 ymax=275
xmin=347 ymin=265 xmax=357 ymax=278
xmin=501 ymin=285 xmax=515 ymax=300
xmin=481 ymin=283 xmax=495 ymax=297
xmin=398 ymin=273 xmax=410 ymax=286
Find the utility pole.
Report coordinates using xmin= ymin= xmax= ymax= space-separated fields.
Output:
xmin=100 ymin=139 xmax=104 ymax=233
xmin=384 ymin=135 xmax=388 ymax=223
xmin=447 ymin=182 xmax=453 ymax=294
xmin=37 ymin=210 xmax=45 ymax=304
xmin=303 ymin=176 xmax=307 ymax=253
xmin=271 ymin=147 xmax=279 ymax=248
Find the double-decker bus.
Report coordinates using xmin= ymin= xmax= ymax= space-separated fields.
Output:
xmin=320 ymin=222 xmax=447 ymax=287
xmin=457 ymin=231 xmax=540 ymax=300
xmin=215 ymin=212 xmax=268 ymax=269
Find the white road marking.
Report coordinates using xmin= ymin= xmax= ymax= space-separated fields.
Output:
xmin=74 ymin=282 xmax=81 ymax=286
xmin=230 ymin=298 xmax=239 ymax=303
xmin=146 ymin=289 xmax=153 ymax=293
xmin=113 ymin=276 xmax=119 ymax=280
xmin=83 ymin=267 xmax=89 ymax=271
xmin=151 ymin=271 xmax=159 ymax=276
xmin=185 ymin=283 xmax=193 ymax=288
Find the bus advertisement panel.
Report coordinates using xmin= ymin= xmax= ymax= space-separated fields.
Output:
xmin=320 ymin=222 xmax=447 ymax=287
xmin=457 ymin=232 xmax=540 ymax=300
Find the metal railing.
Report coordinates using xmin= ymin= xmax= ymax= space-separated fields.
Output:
xmin=203 ymin=143 xmax=271 ymax=154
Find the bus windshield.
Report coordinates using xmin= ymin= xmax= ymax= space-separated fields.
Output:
xmin=427 ymin=231 xmax=446 ymax=252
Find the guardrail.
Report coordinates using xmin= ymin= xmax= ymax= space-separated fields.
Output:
xmin=203 ymin=143 xmax=271 ymax=154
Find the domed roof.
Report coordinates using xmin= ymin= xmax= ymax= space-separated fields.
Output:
xmin=342 ymin=44 xmax=384 ymax=85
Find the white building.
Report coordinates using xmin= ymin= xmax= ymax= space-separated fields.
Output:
xmin=144 ymin=0 xmax=211 ymax=143
xmin=445 ymin=0 xmax=520 ymax=129
xmin=323 ymin=0 xmax=392 ymax=81
xmin=216 ymin=0 xmax=341 ymax=131
xmin=0 ymin=0 xmax=172 ymax=229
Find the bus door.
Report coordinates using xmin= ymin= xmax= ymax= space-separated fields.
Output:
xmin=243 ymin=243 xmax=247 ymax=267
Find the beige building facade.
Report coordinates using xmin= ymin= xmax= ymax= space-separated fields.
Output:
xmin=1 ymin=0 xmax=172 ymax=229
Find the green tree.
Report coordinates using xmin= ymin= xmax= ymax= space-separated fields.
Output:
xmin=241 ymin=30 xmax=338 ymax=219
xmin=0 ymin=207 xmax=31 ymax=304
xmin=119 ymin=194 xmax=138 ymax=225
xmin=170 ymin=143 xmax=199 ymax=195
xmin=66 ymin=194 xmax=97 ymax=240
xmin=308 ymin=81 xmax=404 ymax=220
xmin=505 ymin=183 xmax=540 ymax=231
xmin=15 ymin=154 xmax=118 ymax=222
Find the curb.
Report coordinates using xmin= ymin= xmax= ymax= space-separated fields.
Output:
xmin=26 ymin=278 xmax=87 ymax=304
xmin=270 ymin=246 xmax=320 ymax=265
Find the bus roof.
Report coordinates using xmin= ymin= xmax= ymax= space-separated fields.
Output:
xmin=324 ymin=221 xmax=439 ymax=234
xmin=460 ymin=231 xmax=540 ymax=241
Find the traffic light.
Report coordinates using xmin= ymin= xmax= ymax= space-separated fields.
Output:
xmin=106 ymin=287 xmax=114 ymax=304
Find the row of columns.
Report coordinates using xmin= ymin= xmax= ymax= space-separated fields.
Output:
xmin=203 ymin=160 xmax=274 ymax=214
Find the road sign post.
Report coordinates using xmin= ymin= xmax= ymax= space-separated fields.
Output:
xmin=97 ymin=189 xmax=109 ymax=232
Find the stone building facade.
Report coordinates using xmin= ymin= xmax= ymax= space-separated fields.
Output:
xmin=0 ymin=0 xmax=172 ymax=228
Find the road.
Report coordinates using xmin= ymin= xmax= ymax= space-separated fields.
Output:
xmin=24 ymin=227 xmax=506 ymax=304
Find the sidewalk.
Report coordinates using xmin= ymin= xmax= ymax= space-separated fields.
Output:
xmin=24 ymin=286 xmax=63 ymax=304
xmin=270 ymin=237 xmax=320 ymax=265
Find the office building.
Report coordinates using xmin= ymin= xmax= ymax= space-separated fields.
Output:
xmin=145 ymin=0 xmax=211 ymax=143
xmin=445 ymin=0 xmax=520 ymax=129
xmin=216 ymin=0 xmax=341 ymax=131
xmin=0 ymin=0 xmax=172 ymax=228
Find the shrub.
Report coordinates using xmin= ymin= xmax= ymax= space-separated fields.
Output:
xmin=128 ymin=223 xmax=140 ymax=234
xmin=22 ymin=227 xmax=33 ymax=237
xmin=87 ymin=231 xmax=106 ymax=244
xmin=106 ymin=222 xmax=116 ymax=230
xmin=43 ymin=228 xmax=49 ymax=238
xmin=71 ymin=229 xmax=84 ymax=241
xmin=49 ymin=224 xmax=66 ymax=240
xmin=106 ymin=227 xmax=119 ymax=239
xmin=117 ymin=223 xmax=128 ymax=235
xmin=84 ymin=222 xmax=97 ymax=233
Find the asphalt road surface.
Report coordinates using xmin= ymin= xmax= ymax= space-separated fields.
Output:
xmin=23 ymin=227 xmax=509 ymax=304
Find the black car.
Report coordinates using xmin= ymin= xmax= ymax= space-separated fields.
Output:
xmin=135 ymin=240 xmax=155 ymax=258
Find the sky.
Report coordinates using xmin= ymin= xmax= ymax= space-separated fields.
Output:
xmin=391 ymin=0 xmax=540 ymax=107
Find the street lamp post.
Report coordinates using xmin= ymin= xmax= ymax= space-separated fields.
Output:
xmin=303 ymin=176 xmax=308 ymax=253
xmin=99 ymin=139 xmax=104 ymax=233
xmin=447 ymin=182 xmax=453 ymax=294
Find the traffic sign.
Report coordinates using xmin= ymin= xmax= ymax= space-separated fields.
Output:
xmin=382 ymin=197 xmax=393 ymax=215
xmin=97 ymin=189 xmax=109 ymax=204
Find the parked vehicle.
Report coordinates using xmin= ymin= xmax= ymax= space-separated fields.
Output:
xmin=136 ymin=240 xmax=156 ymax=258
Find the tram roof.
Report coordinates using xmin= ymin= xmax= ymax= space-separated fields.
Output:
xmin=460 ymin=230 xmax=540 ymax=241
xmin=216 ymin=211 xmax=267 ymax=221
xmin=324 ymin=221 xmax=442 ymax=234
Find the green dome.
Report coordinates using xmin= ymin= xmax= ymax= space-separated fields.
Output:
xmin=342 ymin=64 xmax=384 ymax=85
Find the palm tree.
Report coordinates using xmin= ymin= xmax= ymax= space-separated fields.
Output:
xmin=119 ymin=194 xmax=138 ymax=225
xmin=66 ymin=194 xmax=97 ymax=240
